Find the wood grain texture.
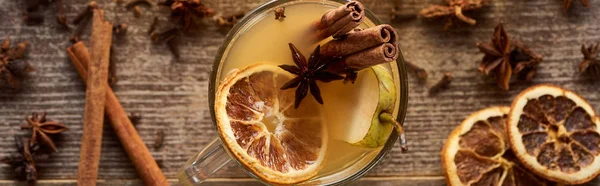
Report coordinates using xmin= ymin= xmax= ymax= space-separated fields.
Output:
xmin=0 ymin=0 xmax=599 ymax=185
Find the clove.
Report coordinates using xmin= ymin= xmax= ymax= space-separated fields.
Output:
xmin=72 ymin=1 xmax=98 ymax=25
xmin=1 ymin=36 xmax=10 ymax=52
xmin=166 ymin=38 xmax=180 ymax=60
xmin=24 ymin=12 xmax=44 ymax=25
xmin=55 ymin=0 xmax=68 ymax=28
xmin=429 ymin=72 xmax=453 ymax=95
xmin=108 ymin=46 xmax=117 ymax=85
xmin=113 ymin=23 xmax=128 ymax=36
xmin=128 ymin=112 xmax=142 ymax=127
xmin=275 ymin=7 xmax=286 ymax=20
xmin=150 ymin=28 xmax=178 ymax=43
xmin=154 ymin=130 xmax=164 ymax=149
xmin=405 ymin=61 xmax=428 ymax=80
xmin=133 ymin=6 xmax=142 ymax=17
xmin=147 ymin=17 xmax=158 ymax=35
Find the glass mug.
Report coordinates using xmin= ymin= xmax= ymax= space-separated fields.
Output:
xmin=178 ymin=0 xmax=409 ymax=185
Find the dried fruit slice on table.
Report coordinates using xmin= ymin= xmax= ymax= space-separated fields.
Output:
xmin=442 ymin=107 xmax=549 ymax=186
xmin=507 ymin=85 xmax=600 ymax=184
xmin=215 ymin=63 xmax=327 ymax=184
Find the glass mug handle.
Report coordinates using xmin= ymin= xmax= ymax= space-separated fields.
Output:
xmin=178 ymin=138 xmax=231 ymax=185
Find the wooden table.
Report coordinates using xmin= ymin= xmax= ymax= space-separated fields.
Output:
xmin=0 ymin=0 xmax=599 ymax=185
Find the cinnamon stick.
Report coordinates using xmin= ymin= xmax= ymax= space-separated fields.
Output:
xmin=67 ymin=42 xmax=168 ymax=186
xmin=343 ymin=43 xmax=398 ymax=70
xmin=77 ymin=9 xmax=112 ymax=186
xmin=321 ymin=24 xmax=397 ymax=57
xmin=313 ymin=1 xmax=364 ymax=40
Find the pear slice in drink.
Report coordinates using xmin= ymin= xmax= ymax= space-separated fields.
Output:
xmin=324 ymin=65 xmax=405 ymax=148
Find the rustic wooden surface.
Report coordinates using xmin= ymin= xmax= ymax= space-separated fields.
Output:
xmin=0 ymin=0 xmax=599 ymax=185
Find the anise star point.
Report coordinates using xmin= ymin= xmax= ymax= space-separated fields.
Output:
xmin=279 ymin=43 xmax=344 ymax=109
xmin=21 ymin=112 xmax=68 ymax=152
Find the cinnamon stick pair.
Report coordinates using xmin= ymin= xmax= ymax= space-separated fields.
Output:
xmin=313 ymin=1 xmax=364 ymax=40
xmin=67 ymin=42 xmax=169 ymax=186
xmin=67 ymin=10 xmax=167 ymax=185
xmin=322 ymin=24 xmax=399 ymax=70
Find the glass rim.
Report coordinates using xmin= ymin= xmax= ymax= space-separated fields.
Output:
xmin=208 ymin=0 xmax=409 ymax=185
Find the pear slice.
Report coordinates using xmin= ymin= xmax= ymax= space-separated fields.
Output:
xmin=323 ymin=65 xmax=404 ymax=148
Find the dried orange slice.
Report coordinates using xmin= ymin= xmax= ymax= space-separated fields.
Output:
xmin=215 ymin=63 xmax=327 ymax=184
xmin=442 ymin=107 xmax=549 ymax=186
xmin=507 ymin=84 xmax=600 ymax=184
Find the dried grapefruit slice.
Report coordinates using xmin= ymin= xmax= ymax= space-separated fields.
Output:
xmin=215 ymin=63 xmax=327 ymax=184
xmin=442 ymin=107 xmax=549 ymax=186
xmin=507 ymin=84 xmax=600 ymax=184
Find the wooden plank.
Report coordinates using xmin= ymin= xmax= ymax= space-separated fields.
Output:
xmin=0 ymin=0 xmax=599 ymax=185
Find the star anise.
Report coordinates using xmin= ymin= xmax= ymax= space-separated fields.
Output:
xmin=476 ymin=23 xmax=543 ymax=90
xmin=279 ymin=44 xmax=344 ymax=108
xmin=1 ymin=137 xmax=49 ymax=184
xmin=580 ymin=42 xmax=600 ymax=78
xmin=0 ymin=36 xmax=34 ymax=89
xmin=419 ymin=0 xmax=486 ymax=29
xmin=21 ymin=112 xmax=68 ymax=152
xmin=158 ymin=0 xmax=215 ymax=32
xmin=563 ymin=0 xmax=590 ymax=12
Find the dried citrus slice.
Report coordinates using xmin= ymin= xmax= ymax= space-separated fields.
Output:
xmin=215 ymin=63 xmax=327 ymax=184
xmin=442 ymin=107 xmax=549 ymax=186
xmin=507 ymin=84 xmax=600 ymax=184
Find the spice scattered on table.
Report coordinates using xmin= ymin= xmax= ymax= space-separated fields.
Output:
xmin=21 ymin=112 xmax=68 ymax=152
xmin=154 ymin=130 xmax=165 ymax=149
xmin=158 ymin=0 xmax=215 ymax=32
xmin=126 ymin=0 xmax=153 ymax=18
xmin=70 ymin=1 xmax=99 ymax=43
xmin=579 ymin=42 xmax=599 ymax=79
xmin=476 ymin=23 xmax=542 ymax=90
xmin=429 ymin=72 xmax=452 ymax=95
xmin=405 ymin=60 xmax=428 ymax=80
xmin=215 ymin=12 xmax=246 ymax=28
xmin=23 ymin=0 xmax=68 ymax=27
xmin=563 ymin=0 xmax=590 ymax=13
xmin=419 ymin=0 xmax=486 ymax=29
xmin=275 ymin=7 xmax=286 ymax=20
xmin=0 ymin=36 xmax=34 ymax=89
xmin=128 ymin=112 xmax=142 ymax=126
xmin=0 ymin=137 xmax=50 ymax=184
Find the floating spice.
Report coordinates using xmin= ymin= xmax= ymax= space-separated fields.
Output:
xmin=312 ymin=1 xmax=364 ymax=40
xmin=580 ymin=42 xmax=599 ymax=78
xmin=279 ymin=44 xmax=345 ymax=108
xmin=476 ymin=23 xmax=542 ymax=90
xmin=275 ymin=7 xmax=286 ymax=20
xmin=21 ymin=112 xmax=68 ymax=152
xmin=419 ymin=0 xmax=485 ymax=29
xmin=0 ymin=36 xmax=34 ymax=89
xmin=429 ymin=72 xmax=453 ymax=95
